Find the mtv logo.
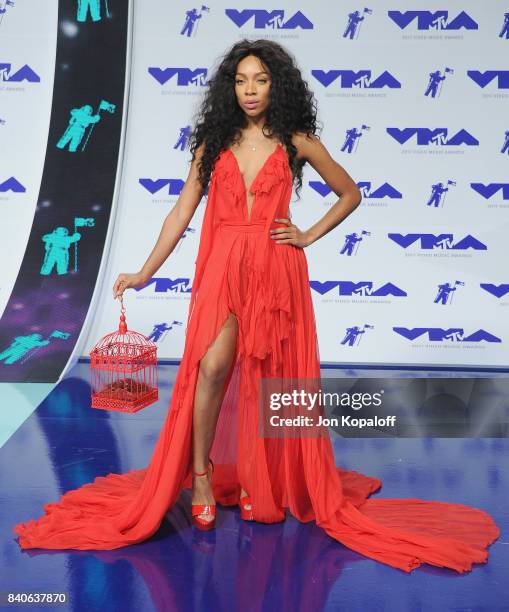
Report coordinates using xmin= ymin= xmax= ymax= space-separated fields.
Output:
xmin=387 ymin=11 xmax=478 ymax=31
xmin=148 ymin=67 xmax=208 ymax=86
xmin=225 ymin=9 xmax=313 ymax=29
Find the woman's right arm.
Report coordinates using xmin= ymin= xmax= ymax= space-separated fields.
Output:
xmin=113 ymin=142 xmax=206 ymax=299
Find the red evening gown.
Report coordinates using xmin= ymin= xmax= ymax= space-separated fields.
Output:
xmin=13 ymin=143 xmax=500 ymax=573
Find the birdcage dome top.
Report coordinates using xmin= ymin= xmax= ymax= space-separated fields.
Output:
xmin=91 ymin=329 xmax=156 ymax=350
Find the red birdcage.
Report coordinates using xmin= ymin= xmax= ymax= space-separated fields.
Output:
xmin=89 ymin=295 xmax=158 ymax=413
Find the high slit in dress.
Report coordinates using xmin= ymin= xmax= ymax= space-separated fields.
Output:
xmin=13 ymin=142 xmax=500 ymax=573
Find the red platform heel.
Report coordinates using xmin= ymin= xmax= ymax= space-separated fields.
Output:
xmin=239 ymin=491 xmax=254 ymax=521
xmin=191 ymin=459 xmax=216 ymax=531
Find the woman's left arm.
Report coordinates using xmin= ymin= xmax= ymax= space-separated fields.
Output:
xmin=271 ymin=133 xmax=362 ymax=248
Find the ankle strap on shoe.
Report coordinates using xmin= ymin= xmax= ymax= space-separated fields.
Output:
xmin=193 ymin=458 xmax=213 ymax=477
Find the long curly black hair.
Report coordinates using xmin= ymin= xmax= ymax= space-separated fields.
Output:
xmin=188 ymin=39 xmax=322 ymax=200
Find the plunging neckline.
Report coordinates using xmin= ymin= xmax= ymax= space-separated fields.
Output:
xmin=227 ymin=143 xmax=283 ymax=222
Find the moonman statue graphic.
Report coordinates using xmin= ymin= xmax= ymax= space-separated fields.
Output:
xmin=77 ymin=0 xmax=109 ymax=23
xmin=180 ymin=8 xmax=202 ymax=36
xmin=40 ymin=227 xmax=81 ymax=276
xmin=343 ymin=11 xmax=365 ymax=39
xmin=499 ymin=12 xmax=509 ymax=38
xmin=147 ymin=323 xmax=173 ymax=342
xmin=434 ymin=282 xmax=456 ymax=305
xmin=0 ymin=334 xmax=49 ymax=365
xmin=501 ymin=130 xmax=509 ymax=155
xmin=427 ymin=182 xmax=449 ymax=207
xmin=340 ymin=232 xmax=363 ymax=256
xmin=424 ymin=70 xmax=446 ymax=98
xmin=341 ymin=326 xmax=365 ymax=346
xmin=341 ymin=127 xmax=363 ymax=153
xmin=56 ymin=105 xmax=101 ymax=153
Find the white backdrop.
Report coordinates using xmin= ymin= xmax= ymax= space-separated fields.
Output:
xmin=75 ymin=1 xmax=509 ymax=368
xmin=0 ymin=1 xmax=58 ymax=319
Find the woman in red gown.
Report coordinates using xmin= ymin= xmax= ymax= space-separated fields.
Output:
xmin=13 ymin=40 xmax=499 ymax=573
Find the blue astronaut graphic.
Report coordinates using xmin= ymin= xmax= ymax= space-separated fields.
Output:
xmin=76 ymin=0 xmax=110 ymax=23
xmin=434 ymin=281 xmax=464 ymax=305
xmin=426 ymin=180 xmax=455 ymax=207
xmin=499 ymin=12 xmax=509 ymax=38
xmin=180 ymin=6 xmax=210 ymax=37
xmin=0 ymin=331 xmax=70 ymax=365
xmin=341 ymin=125 xmax=368 ymax=154
xmin=40 ymin=227 xmax=81 ymax=275
xmin=501 ymin=131 xmax=509 ymax=155
xmin=339 ymin=230 xmax=370 ymax=256
xmin=147 ymin=320 xmax=183 ymax=342
xmin=174 ymin=125 xmax=192 ymax=151
xmin=341 ymin=324 xmax=373 ymax=347
xmin=343 ymin=9 xmax=372 ymax=39
xmin=424 ymin=68 xmax=453 ymax=98
xmin=0 ymin=334 xmax=48 ymax=364
xmin=0 ymin=0 xmax=14 ymax=25
xmin=56 ymin=100 xmax=115 ymax=153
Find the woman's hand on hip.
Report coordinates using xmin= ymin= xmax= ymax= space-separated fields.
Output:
xmin=270 ymin=218 xmax=311 ymax=248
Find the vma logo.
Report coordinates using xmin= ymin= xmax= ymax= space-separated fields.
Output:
xmin=311 ymin=281 xmax=407 ymax=297
xmin=225 ymin=9 xmax=313 ymax=29
xmin=311 ymin=180 xmax=402 ymax=199
xmin=480 ymin=283 xmax=509 ymax=299
xmin=468 ymin=71 xmax=509 ymax=90
xmin=311 ymin=70 xmax=401 ymax=89
xmin=387 ymin=128 xmax=478 ymax=146
xmin=388 ymin=11 xmax=478 ymax=31
xmin=148 ymin=67 xmax=208 ymax=86
xmin=389 ymin=233 xmax=487 ymax=250
xmin=0 ymin=177 xmax=26 ymax=193
xmin=394 ymin=327 xmax=501 ymax=343
xmin=0 ymin=63 xmax=40 ymax=82
xmin=471 ymin=183 xmax=509 ymax=202
xmin=140 ymin=178 xmax=185 ymax=196
xmin=138 ymin=277 xmax=192 ymax=294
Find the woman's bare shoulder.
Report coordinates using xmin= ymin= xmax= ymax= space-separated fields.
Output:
xmin=289 ymin=132 xmax=321 ymax=161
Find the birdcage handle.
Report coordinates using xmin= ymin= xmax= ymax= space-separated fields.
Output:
xmin=118 ymin=288 xmax=127 ymax=334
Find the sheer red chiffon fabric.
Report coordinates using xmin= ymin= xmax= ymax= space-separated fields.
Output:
xmin=13 ymin=144 xmax=500 ymax=573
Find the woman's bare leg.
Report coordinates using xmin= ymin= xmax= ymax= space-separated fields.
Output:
xmin=192 ymin=312 xmax=247 ymax=520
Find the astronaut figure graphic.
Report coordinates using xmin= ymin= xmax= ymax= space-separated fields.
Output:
xmin=499 ymin=12 xmax=509 ymax=38
xmin=40 ymin=227 xmax=81 ymax=276
xmin=501 ymin=131 xmax=509 ymax=155
xmin=147 ymin=323 xmax=172 ymax=342
xmin=0 ymin=334 xmax=49 ymax=365
xmin=0 ymin=0 xmax=15 ymax=17
xmin=341 ymin=326 xmax=365 ymax=346
xmin=427 ymin=182 xmax=449 ymax=207
xmin=424 ymin=70 xmax=446 ymax=98
xmin=341 ymin=127 xmax=363 ymax=153
xmin=434 ymin=283 xmax=456 ymax=305
xmin=180 ymin=8 xmax=202 ymax=36
xmin=340 ymin=232 xmax=363 ymax=256
xmin=56 ymin=105 xmax=101 ymax=152
xmin=174 ymin=125 xmax=192 ymax=151
xmin=77 ymin=0 xmax=107 ymax=23
xmin=343 ymin=10 xmax=365 ymax=39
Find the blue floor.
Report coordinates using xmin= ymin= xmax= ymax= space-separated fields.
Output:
xmin=0 ymin=362 xmax=508 ymax=611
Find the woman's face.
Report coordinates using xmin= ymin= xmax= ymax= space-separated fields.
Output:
xmin=234 ymin=54 xmax=272 ymax=117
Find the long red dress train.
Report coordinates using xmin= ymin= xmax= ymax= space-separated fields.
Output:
xmin=13 ymin=143 xmax=500 ymax=573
